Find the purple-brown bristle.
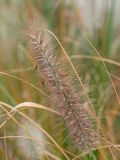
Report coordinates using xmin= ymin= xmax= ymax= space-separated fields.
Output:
xmin=29 ymin=28 xmax=100 ymax=153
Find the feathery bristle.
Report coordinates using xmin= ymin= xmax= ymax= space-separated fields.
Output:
xmin=17 ymin=121 xmax=45 ymax=160
xmin=29 ymin=28 xmax=100 ymax=153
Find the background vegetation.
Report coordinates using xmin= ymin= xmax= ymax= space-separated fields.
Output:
xmin=0 ymin=0 xmax=120 ymax=159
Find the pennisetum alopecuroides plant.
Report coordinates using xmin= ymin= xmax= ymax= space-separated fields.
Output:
xmin=28 ymin=23 xmax=100 ymax=158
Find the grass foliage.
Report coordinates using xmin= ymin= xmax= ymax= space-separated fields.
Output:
xmin=0 ymin=0 xmax=120 ymax=159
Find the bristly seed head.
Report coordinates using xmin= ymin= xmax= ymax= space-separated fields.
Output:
xmin=29 ymin=27 xmax=100 ymax=153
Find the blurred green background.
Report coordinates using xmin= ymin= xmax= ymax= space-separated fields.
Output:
xmin=0 ymin=0 xmax=120 ymax=159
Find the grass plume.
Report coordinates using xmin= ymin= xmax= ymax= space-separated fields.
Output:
xmin=17 ymin=120 xmax=46 ymax=160
xmin=28 ymin=25 xmax=100 ymax=155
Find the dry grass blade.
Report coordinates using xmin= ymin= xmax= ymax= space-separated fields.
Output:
xmin=13 ymin=102 xmax=60 ymax=115
xmin=0 ymin=71 xmax=53 ymax=102
xmin=0 ymin=102 xmax=70 ymax=160
xmin=71 ymin=55 xmax=120 ymax=67
xmin=80 ymin=31 xmax=117 ymax=160
xmin=0 ymin=135 xmax=78 ymax=159
xmin=0 ymin=101 xmax=60 ymax=129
